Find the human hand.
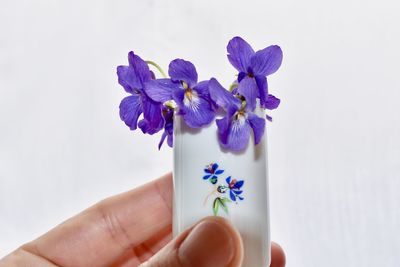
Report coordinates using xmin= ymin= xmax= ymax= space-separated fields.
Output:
xmin=0 ymin=173 xmax=285 ymax=267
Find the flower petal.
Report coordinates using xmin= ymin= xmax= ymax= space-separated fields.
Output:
xmin=212 ymin=163 xmax=218 ymax=171
xmin=247 ymin=113 xmax=265 ymax=145
xmin=158 ymin=131 xmax=168 ymax=150
xmin=117 ymin=52 xmax=152 ymax=93
xmin=144 ymin=78 xmax=178 ymax=103
xmin=264 ymin=94 xmax=281 ymax=110
xmin=168 ymin=59 xmax=198 ymax=87
xmin=217 ymin=111 xmax=251 ymax=151
xmin=173 ymin=89 xmax=215 ymax=128
xmin=230 ymin=191 xmax=237 ymax=201
xmin=138 ymin=97 xmax=164 ymax=134
xmin=226 ymin=176 xmax=231 ymax=183
xmin=216 ymin=107 xmax=237 ymax=146
xmin=227 ymin=36 xmax=255 ymax=72
xmin=117 ymin=65 xmax=140 ymax=93
xmin=237 ymin=76 xmax=258 ymax=111
xmin=215 ymin=169 xmax=224 ymax=175
xmin=255 ymin=75 xmax=268 ymax=109
xmin=119 ymin=95 xmax=143 ymax=130
xmin=234 ymin=180 xmax=244 ymax=188
xmin=250 ymin=45 xmax=283 ymax=76
xmin=208 ymin=78 xmax=241 ymax=110
xmin=158 ymin=107 xmax=174 ymax=149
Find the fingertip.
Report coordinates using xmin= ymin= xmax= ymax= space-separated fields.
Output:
xmin=271 ymin=242 xmax=286 ymax=267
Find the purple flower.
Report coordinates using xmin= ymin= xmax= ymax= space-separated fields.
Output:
xmin=117 ymin=51 xmax=164 ymax=134
xmin=144 ymin=59 xmax=215 ymax=128
xmin=158 ymin=106 xmax=174 ymax=149
xmin=209 ymin=78 xmax=265 ymax=151
xmin=203 ymin=163 xmax=224 ymax=184
xmin=227 ymin=36 xmax=282 ymax=110
xmin=226 ymin=176 xmax=244 ymax=202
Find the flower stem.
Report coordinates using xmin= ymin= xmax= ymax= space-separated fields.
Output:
xmin=146 ymin=60 xmax=167 ymax=78
xmin=229 ymin=82 xmax=238 ymax=92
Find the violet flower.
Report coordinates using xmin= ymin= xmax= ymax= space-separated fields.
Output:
xmin=158 ymin=106 xmax=174 ymax=149
xmin=209 ymin=78 xmax=265 ymax=151
xmin=144 ymin=59 xmax=215 ymax=128
xmin=117 ymin=51 xmax=164 ymax=134
xmin=227 ymin=36 xmax=282 ymax=110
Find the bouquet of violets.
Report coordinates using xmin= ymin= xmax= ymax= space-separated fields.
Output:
xmin=117 ymin=36 xmax=282 ymax=151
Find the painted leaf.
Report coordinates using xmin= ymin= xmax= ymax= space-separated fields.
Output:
xmin=210 ymin=176 xmax=218 ymax=184
xmin=220 ymin=199 xmax=229 ymax=214
xmin=213 ymin=198 xmax=220 ymax=215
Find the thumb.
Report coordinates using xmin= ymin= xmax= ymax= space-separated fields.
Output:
xmin=140 ymin=216 xmax=243 ymax=267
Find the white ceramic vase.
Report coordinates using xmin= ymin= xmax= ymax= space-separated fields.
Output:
xmin=173 ymin=109 xmax=271 ymax=267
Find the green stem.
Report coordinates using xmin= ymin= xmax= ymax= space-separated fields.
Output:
xmin=229 ymin=82 xmax=238 ymax=92
xmin=146 ymin=60 xmax=167 ymax=78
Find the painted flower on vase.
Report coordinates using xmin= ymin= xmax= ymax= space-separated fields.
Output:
xmin=203 ymin=163 xmax=224 ymax=184
xmin=226 ymin=176 xmax=244 ymax=202
xmin=203 ymin=163 xmax=245 ymax=215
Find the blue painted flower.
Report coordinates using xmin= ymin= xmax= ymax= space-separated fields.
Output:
xmin=203 ymin=163 xmax=224 ymax=184
xmin=158 ymin=106 xmax=174 ymax=149
xmin=209 ymin=78 xmax=265 ymax=151
xmin=144 ymin=59 xmax=215 ymax=128
xmin=227 ymin=36 xmax=282 ymax=110
xmin=226 ymin=176 xmax=244 ymax=202
xmin=117 ymin=51 xmax=164 ymax=134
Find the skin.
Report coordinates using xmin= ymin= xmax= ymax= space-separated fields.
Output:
xmin=0 ymin=173 xmax=285 ymax=267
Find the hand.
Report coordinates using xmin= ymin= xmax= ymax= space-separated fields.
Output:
xmin=0 ymin=173 xmax=285 ymax=267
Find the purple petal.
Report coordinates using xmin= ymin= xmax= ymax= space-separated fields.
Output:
xmin=117 ymin=65 xmax=140 ymax=93
xmin=264 ymin=94 xmax=281 ymax=110
xmin=139 ymin=97 xmax=164 ymax=134
xmin=255 ymin=75 xmax=268 ymax=109
xmin=208 ymin=78 xmax=241 ymax=110
xmin=227 ymin=37 xmax=255 ymax=72
xmin=144 ymin=78 xmax=178 ymax=103
xmin=168 ymin=59 xmax=198 ymax=87
xmin=128 ymin=52 xmax=152 ymax=83
xmin=247 ymin=113 xmax=265 ymax=145
xmin=158 ymin=107 xmax=174 ymax=149
xmin=117 ymin=52 xmax=152 ymax=93
xmin=250 ymin=45 xmax=283 ymax=76
xmin=173 ymin=87 xmax=215 ymax=128
xmin=184 ymin=98 xmax=215 ymax=128
xmin=234 ymin=180 xmax=244 ymax=188
xmin=237 ymin=76 xmax=258 ymax=111
xmin=119 ymin=95 xmax=143 ymax=130
xmin=230 ymin=191 xmax=237 ymax=201
xmin=193 ymin=80 xmax=209 ymax=96
xmin=217 ymin=110 xmax=251 ymax=151
xmin=158 ymin=131 xmax=168 ymax=150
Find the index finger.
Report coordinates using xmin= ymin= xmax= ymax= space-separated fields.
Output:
xmin=23 ymin=173 xmax=173 ymax=267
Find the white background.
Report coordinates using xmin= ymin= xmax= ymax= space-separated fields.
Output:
xmin=1 ymin=0 xmax=399 ymax=266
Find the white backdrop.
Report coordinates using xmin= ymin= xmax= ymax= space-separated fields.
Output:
xmin=1 ymin=0 xmax=400 ymax=266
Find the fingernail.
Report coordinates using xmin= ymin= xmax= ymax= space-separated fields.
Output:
xmin=178 ymin=219 xmax=235 ymax=267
